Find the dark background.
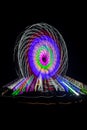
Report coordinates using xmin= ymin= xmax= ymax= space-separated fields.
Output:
xmin=0 ymin=3 xmax=87 ymax=86
xmin=0 ymin=2 xmax=87 ymax=126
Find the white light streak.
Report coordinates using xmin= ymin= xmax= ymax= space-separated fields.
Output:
xmin=62 ymin=81 xmax=79 ymax=96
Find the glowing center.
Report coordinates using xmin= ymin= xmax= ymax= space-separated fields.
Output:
xmin=42 ymin=57 xmax=46 ymax=62
xmin=40 ymin=54 xmax=49 ymax=66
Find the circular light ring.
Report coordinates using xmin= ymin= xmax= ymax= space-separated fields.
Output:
xmin=15 ymin=23 xmax=68 ymax=79
xmin=28 ymin=35 xmax=61 ymax=79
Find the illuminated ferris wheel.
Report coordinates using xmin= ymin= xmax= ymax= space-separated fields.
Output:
xmin=1 ymin=23 xmax=87 ymax=104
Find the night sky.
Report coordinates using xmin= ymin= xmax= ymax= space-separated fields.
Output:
xmin=0 ymin=3 xmax=87 ymax=126
xmin=0 ymin=6 xmax=87 ymax=86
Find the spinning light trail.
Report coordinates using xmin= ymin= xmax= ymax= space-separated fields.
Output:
xmin=1 ymin=23 xmax=87 ymax=103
